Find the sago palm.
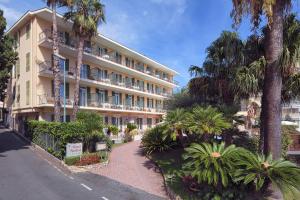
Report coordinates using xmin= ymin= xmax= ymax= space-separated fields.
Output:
xmin=234 ymin=152 xmax=300 ymax=199
xmin=185 ymin=106 xmax=231 ymax=142
xmin=164 ymin=108 xmax=187 ymax=143
xmin=182 ymin=142 xmax=243 ymax=187
xmin=64 ymin=0 xmax=105 ymax=120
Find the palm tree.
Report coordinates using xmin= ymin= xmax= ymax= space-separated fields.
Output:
xmin=185 ymin=106 xmax=231 ymax=142
xmin=183 ymin=142 xmax=243 ymax=188
xmin=188 ymin=31 xmax=245 ymax=106
xmin=231 ymin=0 xmax=293 ymax=160
xmin=64 ymin=0 xmax=105 ymax=120
xmin=234 ymin=152 xmax=300 ymax=199
xmin=45 ymin=0 xmax=66 ymax=122
xmin=164 ymin=108 xmax=187 ymax=145
xmin=232 ymin=14 xmax=300 ymax=153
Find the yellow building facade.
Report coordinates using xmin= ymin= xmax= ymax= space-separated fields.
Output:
xmin=5 ymin=8 xmax=178 ymax=133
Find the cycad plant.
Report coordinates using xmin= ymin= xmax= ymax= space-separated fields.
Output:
xmin=182 ymin=142 xmax=242 ymax=188
xmin=234 ymin=152 xmax=300 ymax=199
xmin=185 ymin=106 xmax=231 ymax=142
xmin=164 ymin=108 xmax=187 ymax=145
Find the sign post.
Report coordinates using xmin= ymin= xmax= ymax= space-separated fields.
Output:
xmin=66 ymin=143 xmax=82 ymax=158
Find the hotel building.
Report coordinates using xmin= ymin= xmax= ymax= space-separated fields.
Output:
xmin=5 ymin=8 xmax=178 ymax=133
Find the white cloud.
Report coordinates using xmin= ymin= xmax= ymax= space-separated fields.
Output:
xmin=0 ymin=4 xmax=23 ymax=28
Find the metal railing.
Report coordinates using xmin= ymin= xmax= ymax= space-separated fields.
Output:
xmin=39 ymin=29 xmax=178 ymax=85
xmin=38 ymin=93 xmax=166 ymax=113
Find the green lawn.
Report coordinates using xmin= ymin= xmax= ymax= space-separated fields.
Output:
xmin=151 ymin=149 xmax=199 ymax=200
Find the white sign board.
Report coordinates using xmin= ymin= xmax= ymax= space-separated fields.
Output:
xmin=96 ymin=142 xmax=107 ymax=151
xmin=66 ymin=143 xmax=82 ymax=157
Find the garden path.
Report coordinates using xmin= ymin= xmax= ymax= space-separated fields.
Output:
xmin=87 ymin=140 xmax=168 ymax=199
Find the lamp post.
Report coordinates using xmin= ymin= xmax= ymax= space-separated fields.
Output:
xmin=54 ymin=53 xmax=66 ymax=122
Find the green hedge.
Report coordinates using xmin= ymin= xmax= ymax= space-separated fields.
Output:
xmin=27 ymin=120 xmax=112 ymax=159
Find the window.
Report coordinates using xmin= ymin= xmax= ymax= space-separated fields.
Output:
xmin=104 ymin=116 xmax=109 ymax=124
xmin=16 ymin=59 xmax=20 ymax=77
xmin=136 ymin=118 xmax=143 ymax=130
xmin=80 ymin=64 xmax=89 ymax=79
xmin=155 ymin=118 xmax=160 ymax=124
xmin=52 ymin=81 xmax=69 ymax=99
xmin=26 ymin=52 xmax=30 ymax=72
xmin=147 ymin=118 xmax=152 ymax=128
xmin=14 ymin=31 xmax=20 ymax=47
xmin=26 ymin=81 xmax=30 ymax=105
xmin=112 ymin=92 xmax=121 ymax=105
xmin=147 ymin=98 xmax=154 ymax=108
xmin=115 ymin=52 xmax=122 ymax=64
xmin=26 ymin=23 xmax=30 ymax=39
xmin=16 ymin=85 xmax=20 ymax=103
xmin=125 ymin=94 xmax=134 ymax=107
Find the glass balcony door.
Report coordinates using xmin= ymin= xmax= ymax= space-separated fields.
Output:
xmin=79 ymin=87 xmax=87 ymax=106
xmin=80 ymin=64 xmax=89 ymax=79
xmin=112 ymin=92 xmax=121 ymax=105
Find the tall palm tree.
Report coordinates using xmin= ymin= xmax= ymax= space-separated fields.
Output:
xmin=231 ymin=0 xmax=292 ymax=160
xmin=64 ymin=0 xmax=105 ymax=120
xmin=45 ymin=0 xmax=65 ymax=122
xmin=231 ymin=2 xmax=296 ymax=199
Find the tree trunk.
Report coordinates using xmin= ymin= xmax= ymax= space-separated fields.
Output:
xmin=261 ymin=1 xmax=284 ymax=199
xmin=72 ymin=37 xmax=84 ymax=120
xmin=259 ymin=94 xmax=265 ymax=154
xmin=52 ymin=3 xmax=61 ymax=122
xmin=262 ymin=0 xmax=284 ymax=160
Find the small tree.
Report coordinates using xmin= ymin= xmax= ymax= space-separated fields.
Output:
xmin=185 ymin=106 xmax=231 ymax=142
xmin=76 ymin=111 xmax=104 ymax=152
xmin=0 ymin=9 xmax=18 ymax=102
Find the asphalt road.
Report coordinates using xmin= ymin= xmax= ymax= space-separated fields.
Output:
xmin=0 ymin=127 xmax=164 ymax=200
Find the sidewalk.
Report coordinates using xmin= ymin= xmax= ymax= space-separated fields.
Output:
xmin=86 ymin=141 xmax=168 ymax=199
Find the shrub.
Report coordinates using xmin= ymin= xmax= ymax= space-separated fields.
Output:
xmin=76 ymin=111 xmax=105 ymax=152
xmin=107 ymin=125 xmax=119 ymax=136
xmin=64 ymin=156 xmax=80 ymax=166
xmin=126 ymin=123 xmax=137 ymax=131
xmin=124 ymin=128 xmax=138 ymax=142
xmin=76 ymin=153 xmax=100 ymax=166
xmin=141 ymin=125 xmax=176 ymax=155
xmin=234 ymin=153 xmax=300 ymax=199
xmin=182 ymin=142 xmax=244 ymax=188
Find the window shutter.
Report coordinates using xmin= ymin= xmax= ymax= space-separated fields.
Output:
xmin=16 ymin=59 xmax=20 ymax=77
xmin=87 ymin=65 xmax=90 ymax=78
xmin=87 ymin=87 xmax=91 ymax=101
xmin=105 ymin=90 xmax=108 ymax=102
xmin=51 ymin=80 xmax=54 ymax=97
xmin=26 ymin=53 xmax=30 ymax=72
xmin=132 ymin=95 xmax=134 ymax=106
xmin=119 ymin=93 xmax=122 ymax=105
xmin=65 ymin=59 xmax=69 ymax=71
xmin=66 ymin=83 xmax=69 ymax=99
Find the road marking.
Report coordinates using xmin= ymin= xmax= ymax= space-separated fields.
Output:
xmin=101 ymin=197 xmax=109 ymax=200
xmin=69 ymin=176 xmax=74 ymax=180
xmin=81 ymin=183 xmax=92 ymax=191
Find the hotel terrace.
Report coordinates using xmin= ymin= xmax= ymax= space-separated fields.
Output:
xmin=5 ymin=8 xmax=178 ymax=133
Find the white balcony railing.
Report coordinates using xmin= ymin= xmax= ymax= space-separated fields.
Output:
xmin=38 ymin=29 xmax=178 ymax=85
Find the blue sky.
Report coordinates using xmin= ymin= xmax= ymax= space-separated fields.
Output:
xmin=1 ymin=0 xmax=300 ymax=90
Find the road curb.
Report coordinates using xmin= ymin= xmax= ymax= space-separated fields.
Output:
xmin=11 ymin=130 xmax=72 ymax=175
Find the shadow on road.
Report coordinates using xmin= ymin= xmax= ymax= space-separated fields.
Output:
xmin=0 ymin=126 xmax=29 ymax=157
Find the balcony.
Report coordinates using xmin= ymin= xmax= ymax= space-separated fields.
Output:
xmin=37 ymin=93 xmax=166 ymax=114
xmin=38 ymin=61 xmax=169 ymax=99
xmin=38 ymin=29 xmax=178 ymax=86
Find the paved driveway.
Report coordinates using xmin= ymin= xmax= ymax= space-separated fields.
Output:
xmin=87 ymin=141 xmax=168 ymax=198
xmin=0 ymin=127 xmax=164 ymax=200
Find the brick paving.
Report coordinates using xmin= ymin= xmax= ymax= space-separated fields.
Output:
xmin=87 ymin=141 xmax=168 ymax=199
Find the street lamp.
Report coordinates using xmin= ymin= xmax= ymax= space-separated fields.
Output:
xmin=54 ymin=53 xmax=66 ymax=122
